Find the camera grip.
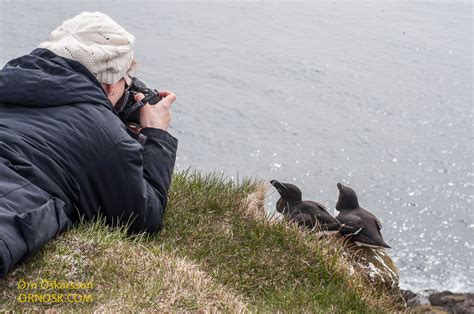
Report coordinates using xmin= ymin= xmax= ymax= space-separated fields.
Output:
xmin=146 ymin=90 xmax=162 ymax=105
xmin=121 ymin=90 xmax=162 ymax=124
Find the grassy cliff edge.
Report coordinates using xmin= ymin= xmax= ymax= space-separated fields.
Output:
xmin=0 ymin=170 xmax=403 ymax=312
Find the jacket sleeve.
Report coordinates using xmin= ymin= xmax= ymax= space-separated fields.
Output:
xmin=86 ymin=128 xmax=178 ymax=234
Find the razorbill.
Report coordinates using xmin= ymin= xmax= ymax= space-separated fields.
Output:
xmin=335 ymin=183 xmax=391 ymax=248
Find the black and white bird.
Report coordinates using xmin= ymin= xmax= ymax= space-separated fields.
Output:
xmin=270 ymin=180 xmax=341 ymax=235
xmin=335 ymin=183 xmax=391 ymax=248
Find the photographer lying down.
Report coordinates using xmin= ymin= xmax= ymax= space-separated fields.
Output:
xmin=0 ymin=12 xmax=177 ymax=277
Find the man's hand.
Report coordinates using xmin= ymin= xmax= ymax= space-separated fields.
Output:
xmin=135 ymin=91 xmax=176 ymax=130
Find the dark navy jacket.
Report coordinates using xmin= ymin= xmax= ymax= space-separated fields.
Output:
xmin=0 ymin=48 xmax=178 ymax=277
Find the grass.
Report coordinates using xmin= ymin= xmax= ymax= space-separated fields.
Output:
xmin=0 ymin=169 xmax=402 ymax=312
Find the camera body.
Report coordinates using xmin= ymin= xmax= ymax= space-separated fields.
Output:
xmin=115 ymin=77 xmax=162 ymax=126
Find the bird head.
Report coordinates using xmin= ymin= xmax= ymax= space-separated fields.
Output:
xmin=270 ymin=180 xmax=302 ymax=204
xmin=336 ymin=183 xmax=359 ymax=210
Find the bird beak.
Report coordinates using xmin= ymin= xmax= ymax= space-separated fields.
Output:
xmin=337 ymin=183 xmax=344 ymax=192
xmin=270 ymin=180 xmax=288 ymax=191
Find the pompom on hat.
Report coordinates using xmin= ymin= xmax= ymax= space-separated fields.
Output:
xmin=39 ymin=12 xmax=135 ymax=84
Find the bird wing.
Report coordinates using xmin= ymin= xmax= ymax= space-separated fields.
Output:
xmin=291 ymin=212 xmax=315 ymax=230
xmin=352 ymin=232 xmax=391 ymax=248
xmin=337 ymin=213 xmax=364 ymax=236
xmin=360 ymin=207 xmax=383 ymax=230
xmin=306 ymin=200 xmax=328 ymax=211
xmin=303 ymin=203 xmax=339 ymax=225
xmin=292 ymin=202 xmax=340 ymax=232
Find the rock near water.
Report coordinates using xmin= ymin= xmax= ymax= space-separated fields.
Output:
xmin=401 ymin=290 xmax=474 ymax=313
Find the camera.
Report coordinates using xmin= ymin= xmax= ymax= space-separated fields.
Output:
xmin=115 ymin=77 xmax=162 ymax=126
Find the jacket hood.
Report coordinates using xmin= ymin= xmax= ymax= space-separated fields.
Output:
xmin=0 ymin=48 xmax=114 ymax=111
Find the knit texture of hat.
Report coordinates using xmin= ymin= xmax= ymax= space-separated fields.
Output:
xmin=39 ymin=12 xmax=135 ymax=84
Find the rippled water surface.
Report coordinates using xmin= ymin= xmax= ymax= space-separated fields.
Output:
xmin=1 ymin=1 xmax=472 ymax=292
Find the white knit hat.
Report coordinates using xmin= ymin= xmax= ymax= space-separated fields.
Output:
xmin=39 ymin=12 xmax=135 ymax=84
